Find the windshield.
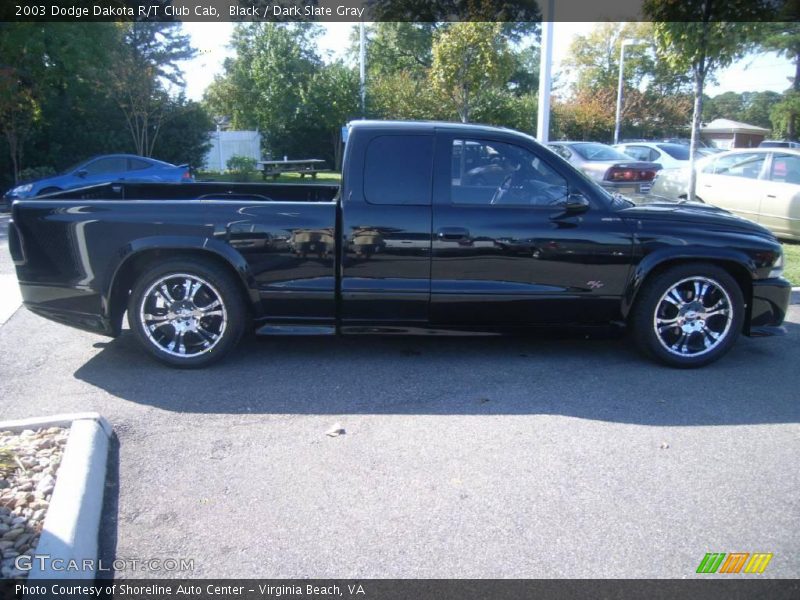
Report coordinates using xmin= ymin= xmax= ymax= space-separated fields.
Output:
xmin=571 ymin=143 xmax=631 ymax=161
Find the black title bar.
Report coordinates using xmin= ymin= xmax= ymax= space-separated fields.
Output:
xmin=3 ymin=0 xmax=799 ymax=22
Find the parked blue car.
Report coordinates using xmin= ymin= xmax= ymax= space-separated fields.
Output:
xmin=3 ymin=154 xmax=193 ymax=209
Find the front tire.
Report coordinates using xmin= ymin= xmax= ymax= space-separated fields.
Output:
xmin=631 ymin=263 xmax=744 ymax=368
xmin=127 ymin=258 xmax=247 ymax=368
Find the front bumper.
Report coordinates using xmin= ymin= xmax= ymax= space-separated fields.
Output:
xmin=746 ymin=276 xmax=792 ymax=336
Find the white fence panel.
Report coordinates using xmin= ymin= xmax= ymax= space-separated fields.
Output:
xmin=204 ymin=130 xmax=261 ymax=171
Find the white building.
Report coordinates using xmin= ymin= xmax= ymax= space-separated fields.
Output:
xmin=204 ymin=130 xmax=261 ymax=172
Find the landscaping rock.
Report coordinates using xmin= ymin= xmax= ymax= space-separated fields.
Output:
xmin=0 ymin=426 xmax=68 ymax=580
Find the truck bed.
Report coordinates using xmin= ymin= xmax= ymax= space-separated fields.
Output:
xmin=10 ymin=181 xmax=340 ymax=336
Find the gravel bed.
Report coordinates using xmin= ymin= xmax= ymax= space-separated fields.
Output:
xmin=0 ymin=427 xmax=69 ymax=579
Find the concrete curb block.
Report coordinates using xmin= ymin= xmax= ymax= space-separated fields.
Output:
xmin=0 ymin=412 xmax=112 ymax=580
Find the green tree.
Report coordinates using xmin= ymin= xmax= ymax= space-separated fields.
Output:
xmin=472 ymin=87 xmax=537 ymax=134
xmin=430 ymin=22 xmax=514 ymax=122
xmin=152 ymin=97 xmax=212 ymax=171
xmin=704 ymin=90 xmax=782 ymax=131
xmin=756 ymin=23 xmax=800 ymax=138
xmin=300 ymin=61 xmax=360 ymax=170
xmin=359 ymin=23 xmax=436 ymax=79
xmin=0 ymin=23 xmax=126 ymax=185
xmin=206 ymin=23 xmax=324 ymax=161
xmin=704 ymin=91 xmax=745 ymax=122
xmin=111 ymin=23 xmax=197 ymax=157
xmin=740 ymin=91 xmax=782 ymax=130
xmin=644 ymin=2 xmax=769 ymax=200
xmin=771 ymin=90 xmax=800 ymax=138
xmin=204 ymin=25 xmax=264 ymax=130
xmin=553 ymin=87 xmax=617 ymax=141
xmin=368 ymin=71 xmax=448 ymax=121
xmin=563 ymin=22 xmax=694 ymax=141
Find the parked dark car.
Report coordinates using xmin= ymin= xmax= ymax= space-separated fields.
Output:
xmin=8 ymin=121 xmax=790 ymax=369
xmin=547 ymin=141 xmax=661 ymax=194
xmin=3 ymin=154 xmax=193 ymax=210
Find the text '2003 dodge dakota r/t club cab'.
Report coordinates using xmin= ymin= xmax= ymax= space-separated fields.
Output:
xmin=8 ymin=121 xmax=792 ymax=368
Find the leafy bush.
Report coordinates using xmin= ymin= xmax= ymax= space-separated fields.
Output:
xmin=18 ymin=166 xmax=57 ymax=183
xmin=226 ymin=155 xmax=257 ymax=181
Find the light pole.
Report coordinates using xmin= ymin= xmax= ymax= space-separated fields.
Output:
xmin=536 ymin=0 xmax=555 ymax=143
xmin=359 ymin=22 xmax=366 ymax=118
xmin=613 ymin=40 xmax=639 ymax=145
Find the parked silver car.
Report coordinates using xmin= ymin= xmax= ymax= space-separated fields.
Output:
xmin=548 ymin=141 xmax=661 ymax=194
xmin=613 ymin=142 xmax=690 ymax=170
xmin=650 ymin=148 xmax=800 ymax=241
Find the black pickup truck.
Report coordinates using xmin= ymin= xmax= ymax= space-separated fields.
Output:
xmin=8 ymin=121 xmax=791 ymax=368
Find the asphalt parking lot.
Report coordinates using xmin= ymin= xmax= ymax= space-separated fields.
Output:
xmin=1 ymin=213 xmax=798 ymax=579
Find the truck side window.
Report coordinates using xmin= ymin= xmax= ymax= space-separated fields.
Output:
xmin=451 ymin=139 xmax=568 ymax=207
xmin=364 ymin=135 xmax=433 ymax=205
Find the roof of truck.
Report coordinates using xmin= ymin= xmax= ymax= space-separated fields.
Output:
xmin=347 ymin=119 xmax=535 ymax=139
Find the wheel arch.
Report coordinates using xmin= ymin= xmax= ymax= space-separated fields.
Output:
xmin=105 ymin=237 xmax=260 ymax=336
xmin=623 ymin=251 xmax=754 ymax=333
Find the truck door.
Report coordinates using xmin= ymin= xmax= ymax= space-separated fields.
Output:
xmin=430 ymin=134 xmax=633 ymax=327
xmin=339 ymin=131 xmax=434 ymax=328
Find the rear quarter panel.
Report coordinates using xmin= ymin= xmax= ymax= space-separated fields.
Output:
xmin=11 ymin=196 xmax=338 ymax=334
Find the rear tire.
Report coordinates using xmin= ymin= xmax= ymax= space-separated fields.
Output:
xmin=127 ymin=258 xmax=247 ymax=368
xmin=631 ymin=263 xmax=744 ymax=368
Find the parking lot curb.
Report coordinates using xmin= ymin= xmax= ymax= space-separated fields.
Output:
xmin=0 ymin=412 xmax=112 ymax=580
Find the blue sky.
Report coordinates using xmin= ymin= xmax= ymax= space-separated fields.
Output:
xmin=180 ymin=22 xmax=795 ymax=103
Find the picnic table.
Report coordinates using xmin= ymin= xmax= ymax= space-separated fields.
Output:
xmin=257 ymin=158 xmax=331 ymax=180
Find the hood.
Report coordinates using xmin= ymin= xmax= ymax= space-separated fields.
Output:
xmin=618 ymin=195 xmax=774 ymax=237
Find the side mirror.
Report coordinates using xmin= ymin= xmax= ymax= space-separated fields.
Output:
xmin=564 ymin=192 xmax=590 ymax=214
xmin=76 ymin=169 xmax=88 ymax=178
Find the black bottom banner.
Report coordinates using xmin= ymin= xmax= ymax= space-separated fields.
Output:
xmin=1 ymin=579 xmax=799 ymax=600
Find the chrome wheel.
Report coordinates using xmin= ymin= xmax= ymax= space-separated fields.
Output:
xmin=653 ymin=276 xmax=733 ymax=358
xmin=138 ymin=273 xmax=228 ymax=358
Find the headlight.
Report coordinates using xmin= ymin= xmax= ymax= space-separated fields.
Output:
xmin=11 ymin=184 xmax=33 ymax=194
xmin=768 ymin=253 xmax=784 ymax=279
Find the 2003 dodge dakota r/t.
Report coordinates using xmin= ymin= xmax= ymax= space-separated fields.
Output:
xmin=7 ymin=121 xmax=791 ymax=368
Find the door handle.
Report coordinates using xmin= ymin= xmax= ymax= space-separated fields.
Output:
xmin=437 ymin=227 xmax=470 ymax=240
xmin=766 ymin=194 xmax=777 ymax=198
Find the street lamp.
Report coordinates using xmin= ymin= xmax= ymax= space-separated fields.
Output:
xmin=613 ymin=40 xmax=640 ymax=145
